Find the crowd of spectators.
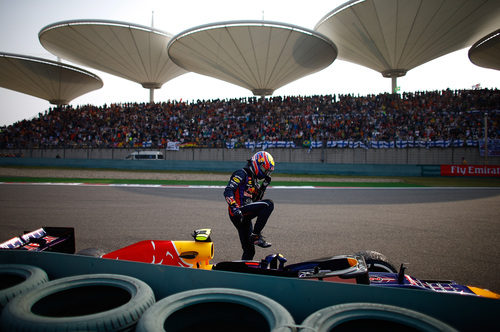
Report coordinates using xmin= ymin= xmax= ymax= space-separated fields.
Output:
xmin=1 ymin=89 xmax=499 ymax=149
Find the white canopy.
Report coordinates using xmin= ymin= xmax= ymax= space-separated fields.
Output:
xmin=167 ymin=21 xmax=338 ymax=96
xmin=315 ymin=0 xmax=500 ymax=91
xmin=39 ymin=20 xmax=187 ymax=101
xmin=469 ymin=29 xmax=500 ymax=71
xmin=0 ymin=52 xmax=103 ymax=105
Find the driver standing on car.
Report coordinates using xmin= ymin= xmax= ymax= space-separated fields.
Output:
xmin=224 ymin=151 xmax=275 ymax=260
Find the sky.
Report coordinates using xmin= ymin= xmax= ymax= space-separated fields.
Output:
xmin=0 ymin=0 xmax=498 ymax=126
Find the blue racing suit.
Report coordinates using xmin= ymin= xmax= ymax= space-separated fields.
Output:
xmin=224 ymin=167 xmax=273 ymax=260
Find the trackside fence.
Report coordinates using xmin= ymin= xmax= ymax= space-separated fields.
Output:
xmin=1 ymin=147 xmax=498 ymax=164
xmin=1 ymin=148 xmax=499 ymax=177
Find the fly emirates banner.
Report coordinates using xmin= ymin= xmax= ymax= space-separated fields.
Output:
xmin=441 ymin=165 xmax=500 ymax=177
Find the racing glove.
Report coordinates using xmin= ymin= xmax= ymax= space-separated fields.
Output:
xmin=254 ymin=175 xmax=271 ymax=201
xmin=231 ymin=205 xmax=243 ymax=223
xmin=226 ymin=197 xmax=243 ymax=223
xmin=262 ymin=175 xmax=272 ymax=187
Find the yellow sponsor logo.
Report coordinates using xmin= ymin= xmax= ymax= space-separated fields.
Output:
xmin=232 ymin=177 xmax=240 ymax=183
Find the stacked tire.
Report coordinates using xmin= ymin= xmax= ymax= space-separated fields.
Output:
xmin=0 ymin=264 xmax=49 ymax=311
xmin=300 ymin=303 xmax=457 ymax=332
xmin=136 ymin=288 xmax=296 ymax=332
xmin=0 ymin=264 xmax=458 ymax=331
xmin=1 ymin=270 xmax=155 ymax=332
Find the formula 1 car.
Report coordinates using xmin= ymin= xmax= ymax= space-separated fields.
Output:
xmin=0 ymin=227 xmax=75 ymax=254
xmin=2 ymin=227 xmax=499 ymax=299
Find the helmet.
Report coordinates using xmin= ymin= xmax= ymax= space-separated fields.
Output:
xmin=250 ymin=151 xmax=275 ymax=179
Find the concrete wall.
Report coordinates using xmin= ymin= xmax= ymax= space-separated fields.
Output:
xmin=0 ymin=157 xmax=433 ymax=176
xmin=2 ymin=148 xmax=497 ymax=177
xmin=2 ymin=147 xmax=497 ymax=165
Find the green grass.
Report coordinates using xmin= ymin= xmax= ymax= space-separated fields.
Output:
xmin=396 ymin=177 xmax=500 ymax=187
xmin=2 ymin=165 xmax=500 ymax=187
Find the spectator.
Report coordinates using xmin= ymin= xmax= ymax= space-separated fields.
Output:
xmin=0 ymin=89 xmax=498 ymax=149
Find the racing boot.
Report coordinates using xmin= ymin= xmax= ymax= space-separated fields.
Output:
xmin=251 ymin=233 xmax=271 ymax=248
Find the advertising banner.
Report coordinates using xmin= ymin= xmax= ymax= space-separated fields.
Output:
xmin=441 ymin=165 xmax=500 ymax=177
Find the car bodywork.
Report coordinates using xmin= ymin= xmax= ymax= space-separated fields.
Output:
xmin=1 ymin=227 xmax=498 ymax=299
xmin=0 ymin=227 xmax=75 ymax=254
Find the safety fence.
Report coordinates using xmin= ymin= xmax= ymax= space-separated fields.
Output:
xmin=2 ymin=146 xmax=498 ymax=166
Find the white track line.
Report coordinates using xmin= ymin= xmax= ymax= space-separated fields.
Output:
xmin=1 ymin=182 xmax=499 ymax=190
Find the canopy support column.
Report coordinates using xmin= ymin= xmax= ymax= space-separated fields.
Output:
xmin=382 ymin=69 xmax=407 ymax=94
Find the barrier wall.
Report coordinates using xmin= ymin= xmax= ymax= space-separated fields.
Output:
xmin=2 ymin=147 xmax=499 ymax=177
xmin=2 ymin=147 xmax=498 ymax=165
xmin=0 ymin=157 xmax=435 ymax=176
xmin=1 ymin=250 xmax=498 ymax=330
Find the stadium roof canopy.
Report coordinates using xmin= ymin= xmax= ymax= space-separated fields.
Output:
xmin=315 ymin=0 xmax=500 ymax=92
xmin=0 ymin=52 xmax=103 ymax=105
xmin=167 ymin=20 xmax=338 ymax=97
xmin=468 ymin=29 xmax=500 ymax=71
xmin=39 ymin=19 xmax=187 ymax=102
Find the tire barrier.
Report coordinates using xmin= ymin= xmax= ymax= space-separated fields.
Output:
xmin=0 ymin=264 xmax=48 ymax=311
xmin=136 ymin=287 xmax=296 ymax=332
xmin=300 ymin=302 xmax=457 ymax=332
xmin=0 ymin=273 xmax=155 ymax=332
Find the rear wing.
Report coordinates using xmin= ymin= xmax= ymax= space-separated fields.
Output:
xmin=0 ymin=227 xmax=75 ymax=254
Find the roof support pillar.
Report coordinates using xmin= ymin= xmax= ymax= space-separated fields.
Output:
xmin=142 ymin=83 xmax=161 ymax=103
xmin=382 ymin=69 xmax=407 ymax=94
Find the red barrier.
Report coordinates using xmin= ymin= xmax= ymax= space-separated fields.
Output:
xmin=441 ymin=165 xmax=500 ymax=177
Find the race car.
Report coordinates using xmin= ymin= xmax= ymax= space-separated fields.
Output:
xmin=0 ymin=227 xmax=75 ymax=254
xmin=2 ymin=227 xmax=499 ymax=299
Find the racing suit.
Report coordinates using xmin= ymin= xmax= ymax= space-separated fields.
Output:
xmin=224 ymin=167 xmax=274 ymax=260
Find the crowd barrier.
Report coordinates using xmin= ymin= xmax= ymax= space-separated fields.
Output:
xmin=1 ymin=250 xmax=498 ymax=331
xmin=0 ymin=156 xmax=438 ymax=176
xmin=2 ymin=147 xmax=498 ymax=165
xmin=2 ymin=147 xmax=499 ymax=177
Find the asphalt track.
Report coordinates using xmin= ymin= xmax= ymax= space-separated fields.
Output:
xmin=1 ymin=183 xmax=499 ymax=293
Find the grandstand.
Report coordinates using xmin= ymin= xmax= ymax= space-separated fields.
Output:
xmin=1 ymin=0 xmax=499 ymax=168
xmin=1 ymin=89 xmax=499 ymax=165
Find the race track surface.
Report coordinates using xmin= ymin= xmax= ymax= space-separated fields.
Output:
xmin=1 ymin=184 xmax=499 ymax=293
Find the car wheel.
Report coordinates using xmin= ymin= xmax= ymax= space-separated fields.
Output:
xmin=0 ymin=264 xmax=48 ymax=310
xmin=0 ymin=273 xmax=155 ymax=331
xmin=356 ymin=250 xmax=398 ymax=273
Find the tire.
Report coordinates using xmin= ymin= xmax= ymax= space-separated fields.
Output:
xmin=136 ymin=287 xmax=295 ymax=332
xmin=356 ymin=250 xmax=398 ymax=273
xmin=301 ymin=302 xmax=457 ymax=332
xmin=0 ymin=264 xmax=48 ymax=310
xmin=0 ymin=273 xmax=155 ymax=332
